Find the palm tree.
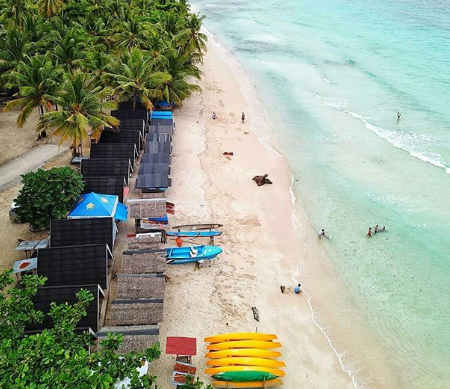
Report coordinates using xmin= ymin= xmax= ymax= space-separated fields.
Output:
xmin=159 ymin=50 xmax=201 ymax=104
xmin=51 ymin=28 xmax=90 ymax=69
xmin=174 ymin=13 xmax=207 ymax=60
xmin=37 ymin=72 xmax=119 ymax=155
xmin=4 ymin=54 xmax=61 ymax=138
xmin=114 ymin=16 xmax=156 ymax=51
xmin=0 ymin=0 xmax=29 ymax=29
xmin=37 ymin=0 xmax=64 ymax=17
xmin=0 ymin=28 xmax=31 ymax=86
xmin=104 ymin=48 xmax=171 ymax=110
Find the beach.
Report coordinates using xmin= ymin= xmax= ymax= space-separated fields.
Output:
xmin=150 ymin=37 xmax=360 ymax=388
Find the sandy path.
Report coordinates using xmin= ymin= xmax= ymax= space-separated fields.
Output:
xmin=0 ymin=144 xmax=66 ymax=191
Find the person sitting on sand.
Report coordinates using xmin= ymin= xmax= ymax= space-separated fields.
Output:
xmin=367 ymin=227 xmax=372 ymax=237
xmin=294 ymin=283 xmax=302 ymax=294
xmin=252 ymin=174 xmax=273 ymax=186
xmin=212 ymin=111 xmax=217 ymax=120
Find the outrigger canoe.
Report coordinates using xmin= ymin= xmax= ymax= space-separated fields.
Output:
xmin=207 ymin=341 xmax=282 ymax=351
xmin=166 ymin=245 xmax=222 ymax=264
xmin=167 ymin=230 xmax=222 ymax=238
xmin=205 ymin=366 xmax=285 ymax=380
xmin=207 ymin=357 xmax=285 ymax=368
xmin=206 ymin=349 xmax=282 ymax=359
xmin=172 ymin=223 xmax=223 ymax=231
xmin=205 ymin=333 xmax=277 ymax=343
xmin=212 ymin=379 xmax=283 ymax=388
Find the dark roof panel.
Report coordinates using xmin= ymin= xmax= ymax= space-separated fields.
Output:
xmin=99 ymin=130 xmax=142 ymax=152
xmin=141 ymin=153 xmax=171 ymax=164
xmin=90 ymin=143 xmax=137 ymax=166
xmin=82 ymin=176 xmax=126 ymax=202
xmin=25 ymin=284 xmax=102 ymax=333
xmin=138 ymin=163 xmax=170 ymax=175
xmin=50 ymin=218 xmax=115 ymax=248
xmin=37 ymin=244 xmax=109 ymax=289
xmin=81 ymin=158 xmax=131 ymax=180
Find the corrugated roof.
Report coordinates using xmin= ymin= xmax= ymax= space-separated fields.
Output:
xmin=99 ymin=130 xmax=142 ymax=152
xmin=81 ymin=158 xmax=131 ymax=179
xmin=82 ymin=176 xmax=126 ymax=202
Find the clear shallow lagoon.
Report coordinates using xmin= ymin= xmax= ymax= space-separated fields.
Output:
xmin=191 ymin=0 xmax=450 ymax=388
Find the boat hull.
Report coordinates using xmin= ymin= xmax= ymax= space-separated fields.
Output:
xmin=207 ymin=341 xmax=282 ymax=351
xmin=207 ymin=357 xmax=285 ymax=368
xmin=211 ymin=379 xmax=283 ymax=387
xmin=205 ymin=366 xmax=284 ymax=379
xmin=205 ymin=333 xmax=277 ymax=343
xmin=166 ymin=245 xmax=222 ymax=261
xmin=206 ymin=349 xmax=282 ymax=359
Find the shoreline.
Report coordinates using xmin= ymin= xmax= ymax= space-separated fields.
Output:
xmin=151 ymin=35 xmax=360 ymax=388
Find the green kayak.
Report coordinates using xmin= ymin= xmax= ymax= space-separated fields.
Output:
xmin=212 ymin=371 xmax=278 ymax=382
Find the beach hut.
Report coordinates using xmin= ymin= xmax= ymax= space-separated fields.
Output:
xmin=25 ymin=284 xmax=104 ymax=334
xmin=144 ymin=141 xmax=172 ymax=154
xmin=68 ymin=192 xmax=128 ymax=221
xmin=50 ymin=217 xmax=116 ymax=248
xmin=121 ymin=251 xmax=167 ymax=273
xmin=116 ymin=274 xmax=165 ymax=299
xmin=81 ymin=158 xmax=133 ymax=183
xmin=98 ymin=326 xmax=159 ymax=354
xmin=90 ymin=143 xmax=138 ymax=166
xmin=82 ymin=176 xmax=128 ymax=203
xmin=149 ymin=125 xmax=174 ymax=135
xmin=111 ymin=109 xmax=148 ymax=125
xmin=136 ymin=174 xmax=171 ymax=191
xmin=109 ymin=299 xmax=164 ymax=326
xmin=37 ymin=244 xmax=112 ymax=289
xmin=140 ymin=152 xmax=171 ymax=164
xmin=99 ymin=130 xmax=143 ymax=153
xmin=127 ymin=198 xmax=167 ymax=219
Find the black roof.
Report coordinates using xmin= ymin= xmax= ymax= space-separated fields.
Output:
xmin=146 ymin=133 xmax=172 ymax=142
xmin=141 ymin=153 xmax=171 ymax=164
xmin=99 ymin=130 xmax=142 ymax=152
xmin=82 ymin=176 xmax=126 ymax=202
xmin=150 ymin=118 xmax=173 ymax=126
xmin=111 ymin=109 xmax=148 ymax=123
xmin=50 ymin=218 xmax=115 ymax=249
xmin=81 ymin=158 xmax=131 ymax=181
xmin=37 ymin=244 xmax=110 ymax=289
xmin=117 ymin=102 xmax=148 ymax=111
xmin=138 ymin=163 xmax=170 ymax=175
xmin=90 ymin=143 xmax=137 ymax=166
xmin=25 ymin=284 xmax=103 ymax=333
xmin=136 ymin=174 xmax=171 ymax=189
xmin=144 ymin=141 xmax=172 ymax=154
xmin=149 ymin=125 xmax=173 ymax=135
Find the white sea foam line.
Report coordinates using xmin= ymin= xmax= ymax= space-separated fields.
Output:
xmin=316 ymin=94 xmax=450 ymax=175
xmin=291 ymin=259 xmax=362 ymax=389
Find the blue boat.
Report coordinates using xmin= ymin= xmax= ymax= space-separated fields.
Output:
xmin=166 ymin=231 xmax=222 ymax=238
xmin=165 ymin=245 xmax=223 ymax=264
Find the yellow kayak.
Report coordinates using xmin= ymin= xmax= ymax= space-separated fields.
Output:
xmin=205 ymin=366 xmax=285 ymax=377
xmin=212 ymin=379 xmax=283 ymax=388
xmin=207 ymin=340 xmax=282 ymax=351
xmin=205 ymin=333 xmax=277 ymax=343
xmin=207 ymin=357 xmax=285 ymax=368
xmin=206 ymin=349 xmax=282 ymax=359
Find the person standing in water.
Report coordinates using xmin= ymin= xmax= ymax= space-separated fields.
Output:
xmin=374 ymin=225 xmax=379 ymax=233
xmin=397 ymin=112 xmax=401 ymax=120
xmin=318 ymin=229 xmax=327 ymax=239
xmin=367 ymin=227 xmax=372 ymax=237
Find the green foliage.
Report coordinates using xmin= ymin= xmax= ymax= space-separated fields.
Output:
xmin=0 ymin=271 xmax=162 ymax=388
xmin=14 ymin=167 xmax=84 ymax=229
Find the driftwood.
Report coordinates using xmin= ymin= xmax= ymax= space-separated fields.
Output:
xmin=252 ymin=306 xmax=260 ymax=322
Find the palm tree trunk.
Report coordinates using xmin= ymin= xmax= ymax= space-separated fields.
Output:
xmin=38 ymin=105 xmax=47 ymax=138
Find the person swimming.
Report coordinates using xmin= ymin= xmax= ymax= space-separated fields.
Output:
xmin=374 ymin=225 xmax=379 ymax=233
xmin=397 ymin=112 xmax=401 ymax=120
xmin=318 ymin=229 xmax=327 ymax=239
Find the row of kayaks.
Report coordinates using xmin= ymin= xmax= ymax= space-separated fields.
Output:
xmin=204 ymin=333 xmax=284 ymax=387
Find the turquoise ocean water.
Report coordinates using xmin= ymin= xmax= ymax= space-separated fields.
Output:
xmin=191 ymin=0 xmax=450 ymax=388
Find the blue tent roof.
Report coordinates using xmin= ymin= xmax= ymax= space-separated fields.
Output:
xmin=69 ymin=192 xmax=127 ymax=220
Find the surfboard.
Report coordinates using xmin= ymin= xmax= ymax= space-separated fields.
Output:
xmin=207 ymin=340 xmax=282 ymax=351
xmin=205 ymin=366 xmax=285 ymax=379
xmin=207 ymin=357 xmax=285 ymax=368
xmin=206 ymin=349 xmax=282 ymax=359
xmin=205 ymin=333 xmax=277 ymax=343
xmin=212 ymin=379 xmax=283 ymax=388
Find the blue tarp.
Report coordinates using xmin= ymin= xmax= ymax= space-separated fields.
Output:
xmin=151 ymin=112 xmax=173 ymax=118
xmin=69 ymin=192 xmax=128 ymax=221
xmin=156 ymin=100 xmax=174 ymax=107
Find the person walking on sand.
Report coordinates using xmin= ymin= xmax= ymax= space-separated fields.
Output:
xmin=212 ymin=111 xmax=217 ymax=120
xmin=397 ymin=112 xmax=401 ymax=120
xmin=241 ymin=112 xmax=246 ymax=123
xmin=367 ymin=227 xmax=372 ymax=237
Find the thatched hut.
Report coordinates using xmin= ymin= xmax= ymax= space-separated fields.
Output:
xmin=128 ymin=233 xmax=163 ymax=249
xmin=110 ymin=299 xmax=164 ymax=325
xmin=121 ymin=252 xmax=166 ymax=273
xmin=97 ymin=325 xmax=159 ymax=353
xmin=116 ymin=274 xmax=165 ymax=299
xmin=127 ymin=198 xmax=166 ymax=219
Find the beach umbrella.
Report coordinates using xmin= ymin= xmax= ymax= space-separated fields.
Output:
xmin=68 ymin=192 xmax=128 ymax=221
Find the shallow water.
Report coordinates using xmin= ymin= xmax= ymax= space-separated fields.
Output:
xmin=191 ymin=1 xmax=450 ymax=388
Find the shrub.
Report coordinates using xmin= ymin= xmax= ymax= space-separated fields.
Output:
xmin=14 ymin=167 xmax=84 ymax=230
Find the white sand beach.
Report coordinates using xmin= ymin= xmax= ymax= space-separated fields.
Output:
xmin=150 ymin=37 xmax=358 ymax=389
